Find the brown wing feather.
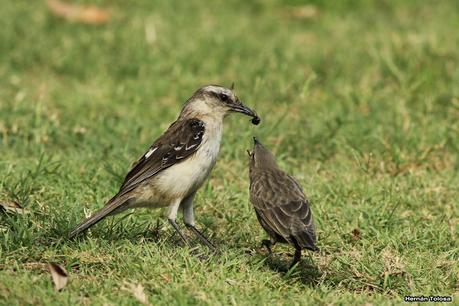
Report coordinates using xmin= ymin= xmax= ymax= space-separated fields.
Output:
xmin=254 ymin=209 xmax=287 ymax=243
xmin=118 ymin=118 xmax=205 ymax=196
xmin=250 ymin=169 xmax=318 ymax=251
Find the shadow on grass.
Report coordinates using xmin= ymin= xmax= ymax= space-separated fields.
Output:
xmin=64 ymin=219 xmax=221 ymax=260
xmin=262 ymin=253 xmax=322 ymax=286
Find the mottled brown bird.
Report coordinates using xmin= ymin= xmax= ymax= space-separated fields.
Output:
xmin=69 ymin=85 xmax=260 ymax=249
xmin=248 ymin=137 xmax=319 ymax=268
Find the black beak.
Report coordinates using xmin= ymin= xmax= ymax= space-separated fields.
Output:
xmin=231 ymin=101 xmax=260 ymax=125
xmin=253 ymin=136 xmax=260 ymax=145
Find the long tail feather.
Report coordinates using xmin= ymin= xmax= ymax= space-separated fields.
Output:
xmin=68 ymin=195 xmax=130 ymax=239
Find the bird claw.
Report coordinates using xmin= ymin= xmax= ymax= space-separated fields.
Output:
xmin=261 ymin=239 xmax=273 ymax=255
xmin=185 ymin=223 xmax=218 ymax=252
xmin=288 ymin=247 xmax=302 ymax=270
xmin=168 ymin=219 xmax=192 ymax=247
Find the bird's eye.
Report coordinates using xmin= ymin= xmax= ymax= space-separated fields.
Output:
xmin=219 ymin=93 xmax=229 ymax=102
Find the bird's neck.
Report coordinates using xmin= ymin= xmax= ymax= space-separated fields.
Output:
xmin=178 ymin=104 xmax=224 ymax=140
xmin=196 ymin=113 xmax=224 ymax=125
xmin=179 ymin=107 xmax=225 ymax=132
xmin=198 ymin=113 xmax=224 ymax=141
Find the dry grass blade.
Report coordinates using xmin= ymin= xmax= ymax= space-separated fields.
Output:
xmin=122 ymin=281 xmax=151 ymax=306
xmin=48 ymin=263 xmax=69 ymax=291
xmin=46 ymin=0 xmax=111 ymax=25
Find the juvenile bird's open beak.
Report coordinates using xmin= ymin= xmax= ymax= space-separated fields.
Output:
xmin=231 ymin=101 xmax=260 ymax=125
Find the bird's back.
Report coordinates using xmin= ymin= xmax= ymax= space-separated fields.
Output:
xmin=249 ymin=168 xmax=318 ymax=251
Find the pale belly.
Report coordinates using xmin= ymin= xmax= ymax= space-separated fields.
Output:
xmin=131 ymin=127 xmax=222 ymax=208
xmin=155 ymin=145 xmax=219 ymax=199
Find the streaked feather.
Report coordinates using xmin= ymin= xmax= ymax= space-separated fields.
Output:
xmin=249 ymin=168 xmax=319 ymax=251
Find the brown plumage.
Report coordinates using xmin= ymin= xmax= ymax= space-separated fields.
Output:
xmin=248 ymin=137 xmax=319 ymax=268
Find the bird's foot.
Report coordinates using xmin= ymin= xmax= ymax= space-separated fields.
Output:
xmin=288 ymin=247 xmax=302 ymax=270
xmin=261 ymin=239 xmax=273 ymax=255
xmin=185 ymin=223 xmax=217 ymax=252
xmin=168 ymin=219 xmax=191 ymax=247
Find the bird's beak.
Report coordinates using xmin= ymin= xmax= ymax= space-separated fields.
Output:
xmin=253 ymin=136 xmax=261 ymax=145
xmin=231 ymin=101 xmax=260 ymax=125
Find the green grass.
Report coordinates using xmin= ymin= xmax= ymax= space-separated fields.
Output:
xmin=1 ymin=0 xmax=458 ymax=305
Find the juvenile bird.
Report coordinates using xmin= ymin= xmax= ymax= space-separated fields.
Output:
xmin=69 ymin=85 xmax=260 ymax=249
xmin=248 ymin=137 xmax=319 ymax=268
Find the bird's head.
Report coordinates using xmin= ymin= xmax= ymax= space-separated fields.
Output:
xmin=180 ymin=85 xmax=260 ymax=124
xmin=247 ymin=137 xmax=278 ymax=170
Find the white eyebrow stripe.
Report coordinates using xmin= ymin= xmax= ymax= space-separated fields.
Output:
xmin=144 ymin=147 xmax=157 ymax=158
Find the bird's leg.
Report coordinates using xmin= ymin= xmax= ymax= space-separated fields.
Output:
xmin=182 ymin=194 xmax=216 ymax=251
xmin=168 ymin=200 xmax=190 ymax=247
xmin=289 ymin=246 xmax=302 ymax=270
xmin=186 ymin=224 xmax=216 ymax=251
xmin=168 ymin=219 xmax=190 ymax=246
xmin=261 ymin=239 xmax=274 ymax=255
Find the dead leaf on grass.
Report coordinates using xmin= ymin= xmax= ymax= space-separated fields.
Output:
xmin=47 ymin=0 xmax=111 ymax=25
xmin=351 ymin=228 xmax=361 ymax=241
xmin=0 ymin=199 xmax=29 ymax=214
xmin=48 ymin=263 xmax=69 ymax=291
xmin=287 ymin=5 xmax=319 ymax=20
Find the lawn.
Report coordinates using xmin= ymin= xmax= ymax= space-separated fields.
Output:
xmin=1 ymin=0 xmax=458 ymax=305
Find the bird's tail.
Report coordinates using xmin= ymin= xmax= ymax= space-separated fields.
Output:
xmin=292 ymin=231 xmax=320 ymax=252
xmin=68 ymin=194 xmax=131 ymax=239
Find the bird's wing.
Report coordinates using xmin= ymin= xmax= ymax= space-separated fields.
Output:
xmin=250 ymin=170 xmax=318 ymax=250
xmin=117 ymin=118 xmax=205 ymax=196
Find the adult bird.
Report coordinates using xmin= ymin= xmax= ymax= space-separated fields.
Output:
xmin=248 ymin=137 xmax=319 ymax=268
xmin=69 ymin=85 xmax=260 ymax=250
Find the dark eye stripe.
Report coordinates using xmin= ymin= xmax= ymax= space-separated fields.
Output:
xmin=219 ymin=93 xmax=229 ymax=102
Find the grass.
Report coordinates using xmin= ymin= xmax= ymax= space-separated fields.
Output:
xmin=1 ymin=0 xmax=458 ymax=304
